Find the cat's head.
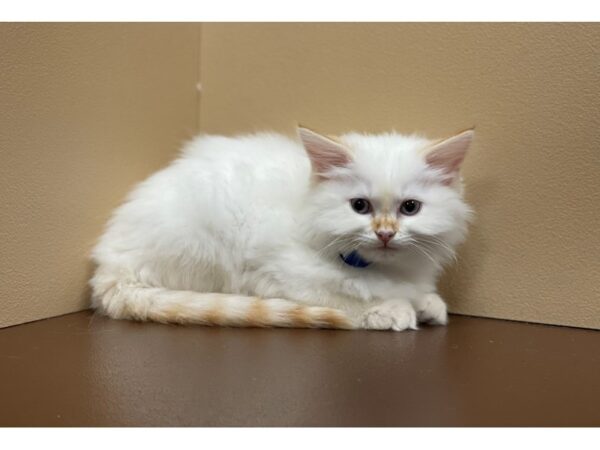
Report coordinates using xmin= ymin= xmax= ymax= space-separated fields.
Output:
xmin=299 ymin=126 xmax=473 ymax=267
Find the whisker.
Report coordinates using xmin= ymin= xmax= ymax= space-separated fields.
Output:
xmin=406 ymin=241 xmax=441 ymax=268
xmin=415 ymin=234 xmax=457 ymax=263
xmin=315 ymin=235 xmax=350 ymax=255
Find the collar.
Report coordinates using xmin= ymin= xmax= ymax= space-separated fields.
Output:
xmin=340 ymin=250 xmax=371 ymax=268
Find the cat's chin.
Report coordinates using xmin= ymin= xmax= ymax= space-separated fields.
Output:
xmin=359 ymin=246 xmax=403 ymax=263
xmin=374 ymin=246 xmax=398 ymax=253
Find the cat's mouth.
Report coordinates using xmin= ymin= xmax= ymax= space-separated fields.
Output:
xmin=375 ymin=244 xmax=400 ymax=251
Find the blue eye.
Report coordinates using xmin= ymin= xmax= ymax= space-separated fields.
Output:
xmin=350 ymin=198 xmax=371 ymax=214
xmin=399 ymin=199 xmax=421 ymax=216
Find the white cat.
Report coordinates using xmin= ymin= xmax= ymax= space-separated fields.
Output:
xmin=90 ymin=126 xmax=473 ymax=331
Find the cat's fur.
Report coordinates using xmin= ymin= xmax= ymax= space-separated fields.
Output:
xmin=90 ymin=126 xmax=473 ymax=331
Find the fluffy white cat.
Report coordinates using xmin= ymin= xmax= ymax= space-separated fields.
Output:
xmin=90 ymin=126 xmax=473 ymax=331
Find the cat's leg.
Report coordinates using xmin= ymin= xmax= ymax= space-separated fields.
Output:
xmin=412 ymin=292 xmax=448 ymax=325
xmin=360 ymin=299 xmax=418 ymax=331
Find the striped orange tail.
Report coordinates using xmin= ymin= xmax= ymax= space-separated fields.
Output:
xmin=92 ymin=281 xmax=354 ymax=329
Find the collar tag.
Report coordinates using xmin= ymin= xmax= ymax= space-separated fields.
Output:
xmin=340 ymin=250 xmax=371 ymax=268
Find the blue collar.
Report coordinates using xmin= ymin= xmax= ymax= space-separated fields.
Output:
xmin=340 ymin=250 xmax=371 ymax=268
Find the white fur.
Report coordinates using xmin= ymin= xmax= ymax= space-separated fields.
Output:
xmin=91 ymin=129 xmax=472 ymax=330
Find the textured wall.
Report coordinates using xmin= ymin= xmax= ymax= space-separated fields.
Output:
xmin=0 ymin=24 xmax=201 ymax=327
xmin=2 ymin=23 xmax=599 ymax=330
xmin=199 ymin=23 xmax=600 ymax=329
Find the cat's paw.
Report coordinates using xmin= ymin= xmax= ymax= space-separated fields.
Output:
xmin=415 ymin=293 xmax=448 ymax=325
xmin=361 ymin=301 xmax=418 ymax=331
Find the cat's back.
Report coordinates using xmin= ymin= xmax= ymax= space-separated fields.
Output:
xmin=183 ymin=131 xmax=307 ymax=172
xmin=175 ymin=132 xmax=309 ymax=199
xmin=94 ymin=132 xmax=311 ymax=267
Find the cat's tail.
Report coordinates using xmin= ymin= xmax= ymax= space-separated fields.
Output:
xmin=91 ymin=274 xmax=354 ymax=330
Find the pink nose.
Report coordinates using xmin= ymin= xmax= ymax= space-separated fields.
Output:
xmin=376 ymin=231 xmax=396 ymax=244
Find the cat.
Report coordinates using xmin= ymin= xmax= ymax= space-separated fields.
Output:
xmin=90 ymin=126 xmax=473 ymax=331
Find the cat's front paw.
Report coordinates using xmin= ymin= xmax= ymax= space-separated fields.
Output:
xmin=415 ymin=293 xmax=448 ymax=325
xmin=361 ymin=301 xmax=417 ymax=331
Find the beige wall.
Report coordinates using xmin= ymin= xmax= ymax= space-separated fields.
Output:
xmin=199 ymin=23 xmax=600 ymax=329
xmin=0 ymin=24 xmax=201 ymax=327
xmin=2 ymin=23 xmax=598 ymax=330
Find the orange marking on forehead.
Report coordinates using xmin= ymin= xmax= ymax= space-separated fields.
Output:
xmin=371 ymin=215 xmax=399 ymax=232
xmin=381 ymin=192 xmax=393 ymax=212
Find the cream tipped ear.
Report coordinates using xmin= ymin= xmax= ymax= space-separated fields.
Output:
xmin=425 ymin=129 xmax=474 ymax=183
xmin=297 ymin=126 xmax=352 ymax=179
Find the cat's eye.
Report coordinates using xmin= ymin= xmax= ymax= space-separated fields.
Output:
xmin=350 ymin=198 xmax=372 ymax=215
xmin=399 ymin=199 xmax=422 ymax=216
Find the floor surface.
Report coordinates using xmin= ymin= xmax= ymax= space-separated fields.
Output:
xmin=0 ymin=311 xmax=599 ymax=426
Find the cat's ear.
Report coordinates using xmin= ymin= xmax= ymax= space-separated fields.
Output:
xmin=298 ymin=126 xmax=352 ymax=179
xmin=424 ymin=128 xmax=474 ymax=184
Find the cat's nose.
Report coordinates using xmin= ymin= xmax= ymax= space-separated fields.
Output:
xmin=375 ymin=231 xmax=396 ymax=244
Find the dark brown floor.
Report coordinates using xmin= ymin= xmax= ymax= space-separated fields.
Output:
xmin=1 ymin=311 xmax=599 ymax=426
